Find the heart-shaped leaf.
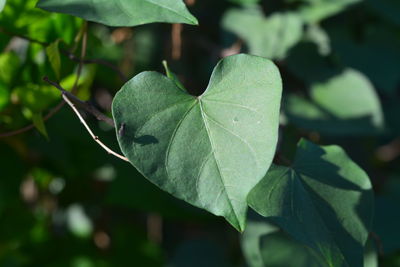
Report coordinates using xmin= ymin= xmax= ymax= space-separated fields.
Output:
xmin=112 ymin=54 xmax=282 ymax=231
xmin=248 ymin=139 xmax=374 ymax=266
xmin=36 ymin=0 xmax=198 ymax=27
xmin=222 ymin=8 xmax=303 ymax=59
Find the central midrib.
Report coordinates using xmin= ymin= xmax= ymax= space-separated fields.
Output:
xmin=198 ymin=99 xmax=240 ymax=226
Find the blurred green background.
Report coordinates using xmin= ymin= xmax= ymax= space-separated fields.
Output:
xmin=0 ymin=0 xmax=400 ymax=266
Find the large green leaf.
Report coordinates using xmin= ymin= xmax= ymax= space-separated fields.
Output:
xmin=37 ymin=0 xmax=198 ymax=27
xmin=222 ymin=8 xmax=303 ymax=59
xmin=112 ymin=54 xmax=282 ymax=231
xmin=285 ymin=68 xmax=384 ymax=136
xmin=248 ymin=139 xmax=374 ymax=266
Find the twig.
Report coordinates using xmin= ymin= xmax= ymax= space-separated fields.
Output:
xmin=0 ymin=27 xmax=126 ymax=81
xmin=72 ymin=22 xmax=88 ymax=94
xmin=43 ymin=77 xmax=115 ymax=127
xmin=0 ymin=101 xmax=65 ymax=138
xmin=66 ymin=54 xmax=127 ymax=81
xmin=57 ymin=86 xmax=129 ymax=162
xmin=171 ymin=24 xmax=182 ymax=60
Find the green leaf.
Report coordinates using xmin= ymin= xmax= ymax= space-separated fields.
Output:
xmin=330 ymin=27 xmax=400 ymax=94
xmin=37 ymin=0 xmax=198 ymax=27
xmin=0 ymin=0 xmax=5 ymax=12
xmin=285 ymin=69 xmax=384 ymax=136
xmin=13 ymin=83 xmax=60 ymax=113
xmin=222 ymin=8 xmax=303 ymax=59
xmin=299 ymin=0 xmax=362 ymax=23
xmin=248 ymin=139 xmax=374 ymax=266
xmin=242 ymin=218 xmax=340 ymax=267
xmin=162 ymin=60 xmax=186 ymax=92
xmin=228 ymin=0 xmax=261 ymax=6
xmin=0 ymin=51 xmax=20 ymax=85
xmin=45 ymin=39 xmax=61 ymax=79
xmin=242 ymin=219 xmax=378 ymax=267
xmin=0 ymin=0 xmax=82 ymax=44
xmin=304 ymin=24 xmax=331 ymax=56
xmin=112 ymin=54 xmax=282 ymax=231
xmin=32 ymin=112 xmax=49 ymax=139
xmin=0 ymin=81 xmax=9 ymax=112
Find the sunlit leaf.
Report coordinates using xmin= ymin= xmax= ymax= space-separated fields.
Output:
xmin=242 ymin=219 xmax=378 ymax=267
xmin=37 ymin=0 xmax=198 ymax=27
xmin=0 ymin=0 xmax=5 ymax=13
xmin=248 ymin=139 xmax=374 ymax=266
xmin=45 ymin=39 xmax=61 ymax=79
xmin=32 ymin=113 xmax=49 ymax=139
xmin=112 ymin=54 xmax=282 ymax=231
xmin=0 ymin=0 xmax=82 ymax=44
xmin=285 ymin=69 xmax=384 ymax=136
xmin=222 ymin=8 xmax=303 ymax=59
xmin=299 ymin=0 xmax=362 ymax=23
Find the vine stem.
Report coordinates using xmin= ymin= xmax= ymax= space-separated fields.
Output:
xmin=60 ymin=87 xmax=129 ymax=162
xmin=42 ymin=77 xmax=128 ymax=162
xmin=0 ymin=102 xmax=65 ymax=138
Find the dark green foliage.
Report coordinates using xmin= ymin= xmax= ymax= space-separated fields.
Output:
xmin=0 ymin=0 xmax=399 ymax=266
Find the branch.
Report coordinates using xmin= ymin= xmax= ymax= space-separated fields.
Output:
xmin=0 ymin=27 xmax=127 ymax=81
xmin=0 ymin=101 xmax=65 ymax=138
xmin=44 ymin=77 xmax=129 ymax=162
xmin=43 ymin=77 xmax=115 ymax=127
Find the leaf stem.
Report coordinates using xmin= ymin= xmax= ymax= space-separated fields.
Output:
xmin=43 ymin=77 xmax=128 ymax=162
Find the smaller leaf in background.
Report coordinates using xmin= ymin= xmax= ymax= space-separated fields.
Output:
xmin=12 ymin=83 xmax=60 ymax=113
xmin=45 ymin=39 xmax=61 ymax=79
xmin=242 ymin=219 xmax=378 ymax=267
xmin=241 ymin=219 xmax=279 ymax=267
xmin=304 ymin=23 xmax=331 ymax=56
xmin=162 ymin=60 xmax=186 ymax=92
xmin=285 ymin=68 xmax=385 ymax=136
xmin=310 ymin=69 xmax=383 ymax=128
xmin=36 ymin=0 xmax=198 ymax=27
xmin=299 ymin=0 xmax=362 ymax=23
xmin=60 ymin=64 xmax=97 ymax=100
xmin=248 ymin=139 xmax=374 ymax=266
xmin=222 ymin=8 xmax=303 ymax=59
xmin=0 ymin=0 xmax=5 ymax=13
xmin=0 ymin=82 xmax=9 ymax=111
xmin=330 ymin=26 xmax=400 ymax=94
xmin=0 ymin=0 xmax=82 ymax=44
xmin=0 ymin=51 xmax=20 ymax=85
xmin=228 ymin=0 xmax=260 ymax=6
xmin=32 ymin=113 xmax=49 ymax=139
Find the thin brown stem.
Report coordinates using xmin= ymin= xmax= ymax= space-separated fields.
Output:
xmin=171 ymin=24 xmax=182 ymax=60
xmin=71 ymin=22 xmax=88 ymax=94
xmin=61 ymin=91 xmax=129 ymax=162
xmin=0 ymin=26 xmax=126 ymax=81
xmin=43 ymin=77 xmax=115 ymax=127
xmin=0 ymin=101 xmax=65 ymax=138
